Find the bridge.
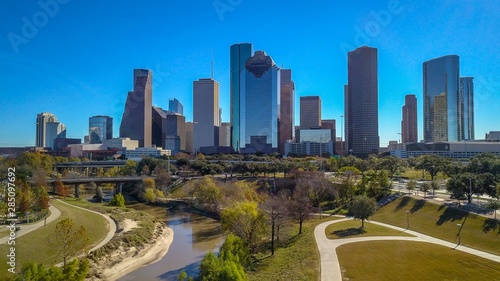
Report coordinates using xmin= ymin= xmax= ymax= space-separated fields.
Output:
xmin=31 ymin=176 xmax=146 ymax=198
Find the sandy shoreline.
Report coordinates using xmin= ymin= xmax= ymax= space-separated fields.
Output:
xmin=87 ymin=223 xmax=174 ymax=281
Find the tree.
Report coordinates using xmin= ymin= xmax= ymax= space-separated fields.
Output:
xmin=33 ymin=186 xmax=50 ymax=210
xmin=447 ymin=173 xmax=497 ymax=204
xmin=120 ymin=160 xmax=137 ymax=176
xmin=17 ymin=180 xmax=33 ymax=214
xmin=194 ymin=176 xmax=222 ymax=212
xmin=261 ymin=195 xmax=286 ymax=255
xmin=221 ymin=201 xmax=267 ymax=251
xmin=94 ymin=184 xmax=103 ymax=203
xmin=109 ymin=193 xmax=125 ymax=207
xmin=55 ymin=177 xmax=70 ymax=197
xmin=198 ymin=252 xmax=248 ymax=281
xmin=32 ymin=167 xmax=48 ymax=189
xmin=487 ymin=200 xmax=500 ymax=220
xmin=144 ymin=188 xmax=157 ymax=203
xmin=15 ymin=258 xmax=89 ymax=281
xmin=219 ymin=233 xmax=251 ymax=267
xmin=50 ymin=218 xmax=89 ymax=267
xmin=407 ymin=180 xmax=417 ymax=195
xmin=349 ymin=195 xmax=377 ymax=229
xmin=295 ymin=172 xmax=335 ymax=207
xmin=288 ymin=187 xmax=312 ymax=235
xmin=420 ymin=182 xmax=431 ymax=198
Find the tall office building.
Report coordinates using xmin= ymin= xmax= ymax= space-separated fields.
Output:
xmin=120 ymin=69 xmax=153 ymax=147
xmin=36 ymin=112 xmax=58 ymax=147
xmin=185 ymin=122 xmax=194 ymax=153
xmin=89 ymin=115 xmax=112 ymax=144
xmin=241 ymin=51 xmax=280 ymax=153
xmin=345 ymin=46 xmax=379 ymax=157
xmin=219 ymin=122 xmax=231 ymax=147
xmin=423 ymin=55 xmax=460 ymax=142
xmin=165 ymin=113 xmax=186 ymax=154
xmin=460 ymin=77 xmax=474 ymax=140
xmin=230 ymin=43 xmax=253 ymax=151
xmin=152 ymin=106 xmax=167 ymax=148
xmin=300 ymin=96 xmax=321 ymax=129
xmin=279 ymin=69 xmax=295 ymax=154
xmin=193 ymin=78 xmax=220 ymax=151
xmin=321 ymin=119 xmax=336 ymax=145
xmin=401 ymin=95 xmax=418 ymax=143
xmin=168 ymin=98 xmax=184 ymax=115
xmin=46 ymin=121 xmax=66 ymax=150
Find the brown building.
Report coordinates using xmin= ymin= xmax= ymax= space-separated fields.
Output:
xmin=278 ymin=69 xmax=295 ymax=154
xmin=300 ymin=96 xmax=321 ymax=129
xmin=401 ymin=94 xmax=418 ymax=143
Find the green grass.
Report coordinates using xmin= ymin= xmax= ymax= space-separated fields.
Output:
xmin=0 ymin=228 xmax=9 ymax=239
xmin=337 ymin=240 xmax=500 ymax=281
xmin=0 ymin=199 xmax=109 ymax=279
xmin=247 ymin=216 xmax=342 ymax=281
xmin=373 ymin=196 xmax=500 ymax=255
xmin=401 ymin=168 xmax=447 ymax=180
xmin=325 ymin=220 xmax=414 ymax=239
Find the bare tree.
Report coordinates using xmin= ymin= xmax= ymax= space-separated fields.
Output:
xmin=261 ymin=195 xmax=286 ymax=255
xmin=50 ymin=218 xmax=89 ymax=267
xmin=288 ymin=187 xmax=312 ymax=235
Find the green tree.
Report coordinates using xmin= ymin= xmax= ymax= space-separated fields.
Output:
xmin=144 ymin=188 xmax=157 ymax=203
xmin=109 ymin=193 xmax=125 ymax=207
xmin=221 ymin=201 xmax=267 ymax=250
xmin=349 ymin=195 xmax=377 ymax=229
xmin=487 ymin=199 xmax=500 ymax=220
xmin=49 ymin=218 xmax=89 ymax=267
xmin=407 ymin=180 xmax=417 ymax=195
xmin=219 ymin=233 xmax=251 ymax=267
xmin=194 ymin=176 xmax=222 ymax=212
xmin=15 ymin=258 xmax=89 ymax=281
xmin=120 ymin=160 xmax=138 ymax=176
xmin=420 ymin=182 xmax=431 ymax=198
xmin=199 ymin=251 xmax=248 ymax=281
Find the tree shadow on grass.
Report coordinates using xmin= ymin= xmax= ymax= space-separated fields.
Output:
xmin=331 ymin=227 xmax=367 ymax=238
xmin=409 ymin=199 xmax=426 ymax=213
xmin=482 ymin=218 xmax=500 ymax=234
xmin=436 ymin=208 xmax=468 ymax=226
xmin=395 ymin=196 xmax=411 ymax=211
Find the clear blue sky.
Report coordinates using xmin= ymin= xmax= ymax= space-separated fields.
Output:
xmin=1 ymin=0 xmax=499 ymax=147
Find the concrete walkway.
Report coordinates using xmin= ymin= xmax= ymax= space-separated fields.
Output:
xmin=55 ymin=199 xmax=116 ymax=252
xmin=315 ymin=218 xmax=500 ymax=281
xmin=0 ymin=204 xmax=61 ymax=244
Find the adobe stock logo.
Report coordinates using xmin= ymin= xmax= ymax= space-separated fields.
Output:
xmin=340 ymin=0 xmax=403 ymax=56
xmin=7 ymin=0 xmax=71 ymax=54
xmin=213 ymin=0 xmax=242 ymax=21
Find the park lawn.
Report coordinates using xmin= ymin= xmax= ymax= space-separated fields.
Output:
xmin=0 ymin=228 xmax=9 ymax=239
xmin=247 ymin=216 xmax=342 ymax=281
xmin=337 ymin=240 xmax=500 ymax=281
xmin=325 ymin=220 xmax=414 ymax=239
xmin=374 ymin=196 xmax=500 ymax=255
xmin=0 ymin=199 xmax=109 ymax=279
xmin=401 ymin=168 xmax=447 ymax=180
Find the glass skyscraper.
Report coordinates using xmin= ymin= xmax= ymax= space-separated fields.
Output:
xmin=241 ymin=51 xmax=280 ymax=151
xmin=230 ymin=43 xmax=253 ymax=151
xmin=460 ymin=77 xmax=474 ymax=140
xmin=89 ymin=115 xmax=112 ymax=144
xmin=193 ymin=78 xmax=220 ymax=151
xmin=168 ymin=98 xmax=183 ymax=115
xmin=423 ymin=55 xmax=460 ymax=142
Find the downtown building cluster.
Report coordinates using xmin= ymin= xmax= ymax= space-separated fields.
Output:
xmin=15 ymin=45 xmax=500 ymax=160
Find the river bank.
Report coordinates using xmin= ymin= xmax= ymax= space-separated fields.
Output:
xmin=86 ymin=222 xmax=174 ymax=281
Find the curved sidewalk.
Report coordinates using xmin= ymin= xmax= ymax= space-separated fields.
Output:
xmin=315 ymin=218 xmax=500 ymax=281
xmin=55 ymin=199 xmax=116 ymax=252
xmin=0 ymin=204 xmax=61 ymax=244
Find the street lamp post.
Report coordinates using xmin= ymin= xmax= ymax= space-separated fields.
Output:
xmin=468 ymin=177 xmax=472 ymax=205
xmin=406 ymin=210 xmax=410 ymax=230
xmin=456 ymin=224 xmax=462 ymax=246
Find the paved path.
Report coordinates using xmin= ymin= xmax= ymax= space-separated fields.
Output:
xmin=315 ymin=218 xmax=500 ymax=281
xmin=55 ymin=199 xmax=116 ymax=252
xmin=0 ymin=204 xmax=61 ymax=244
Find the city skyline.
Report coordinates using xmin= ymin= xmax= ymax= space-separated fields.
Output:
xmin=1 ymin=1 xmax=499 ymax=147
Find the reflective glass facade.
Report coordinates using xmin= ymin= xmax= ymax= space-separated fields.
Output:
xmin=423 ymin=55 xmax=459 ymax=142
xmin=168 ymin=98 xmax=183 ymax=115
xmin=89 ymin=115 xmax=112 ymax=144
xmin=241 ymin=51 xmax=280 ymax=150
xmin=460 ymin=77 xmax=474 ymax=140
xmin=230 ymin=43 xmax=252 ymax=151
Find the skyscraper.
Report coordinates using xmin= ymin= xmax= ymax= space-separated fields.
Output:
xmin=401 ymin=94 xmax=418 ymax=143
xmin=279 ymin=69 xmax=295 ymax=155
xmin=89 ymin=115 xmax=113 ymax=144
xmin=300 ymin=96 xmax=321 ymax=129
xmin=46 ymin=121 xmax=66 ymax=150
xmin=168 ymin=98 xmax=184 ymax=115
xmin=193 ymin=78 xmax=220 ymax=151
xmin=36 ymin=112 xmax=58 ymax=147
xmin=345 ymin=46 xmax=379 ymax=157
xmin=460 ymin=77 xmax=474 ymax=140
xmin=241 ymin=51 xmax=280 ymax=152
xmin=165 ymin=113 xmax=186 ymax=154
xmin=230 ymin=43 xmax=253 ymax=151
xmin=423 ymin=55 xmax=460 ymax=142
xmin=120 ymin=69 xmax=153 ymax=147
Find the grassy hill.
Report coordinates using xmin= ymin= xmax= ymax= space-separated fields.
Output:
xmin=373 ymin=196 xmax=500 ymax=255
